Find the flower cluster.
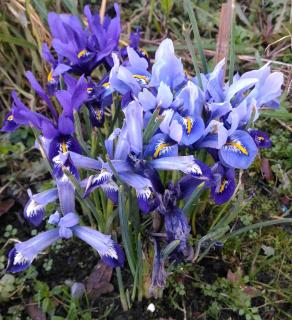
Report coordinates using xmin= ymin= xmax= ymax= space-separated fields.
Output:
xmin=2 ymin=3 xmax=283 ymax=293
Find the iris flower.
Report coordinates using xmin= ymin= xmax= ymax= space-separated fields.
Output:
xmin=7 ymin=178 xmax=124 ymax=273
xmin=47 ymin=4 xmax=120 ymax=76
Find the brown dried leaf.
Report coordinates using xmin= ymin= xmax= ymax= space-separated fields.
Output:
xmin=227 ymin=269 xmax=241 ymax=282
xmin=26 ymin=298 xmax=46 ymax=320
xmin=243 ymin=286 xmax=259 ymax=297
xmin=261 ymin=158 xmax=273 ymax=181
xmin=0 ymin=199 xmax=15 ymax=216
xmin=85 ymin=261 xmax=114 ymax=300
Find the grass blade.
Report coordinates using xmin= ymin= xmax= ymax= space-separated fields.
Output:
xmin=118 ymin=185 xmax=136 ymax=277
xmin=183 ymin=0 xmax=208 ymax=73
xmin=184 ymin=26 xmax=203 ymax=89
xmin=143 ymin=106 xmax=164 ymax=144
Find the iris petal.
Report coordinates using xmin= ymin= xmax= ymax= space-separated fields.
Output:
xmin=145 ymin=133 xmax=178 ymax=159
xmin=219 ymin=130 xmax=258 ymax=169
xmin=73 ymin=226 xmax=125 ymax=267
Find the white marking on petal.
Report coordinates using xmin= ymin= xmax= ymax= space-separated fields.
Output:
xmin=14 ymin=251 xmax=29 ymax=265
xmin=186 ymin=162 xmax=202 ymax=175
xmin=26 ymin=200 xmax=44 ymax=217
xmin=105 ymin=246 xmax=118 ymax=260
xmin=137 ymin=187 xmax=152 ymax=200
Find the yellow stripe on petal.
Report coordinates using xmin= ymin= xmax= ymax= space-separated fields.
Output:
xmin=133 ymin=74 xmax=149 ymax=84
xmin=61 ymin=142 xmax=68 ymax=153
xmin=47 ymin=70 xmax=53 ymax=83
xmin=186 ymin=117 xmax=192 ymax=135
xmin=95 ymin=110 xmax=103 ymax=121
xmin=77 ymin=49 xmax=88 ymax=59
xmin=219 ymin=180 xmax=228 ymax=193
xmin=153 ymin=143 xmax=170 ymax=159
xmin=228 ymin=141 xmax=249 ymax=155
xmin=102 ymin=82 xmax=110 ymax=89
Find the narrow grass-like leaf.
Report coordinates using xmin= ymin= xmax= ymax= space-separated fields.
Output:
xmin=31 ymin=0 xmax=48 ymax=22
xmin=222 ymin=218 xmax=292 ymax=241
xmin=193 ymin=226 xmax=230 ymax=262
xmin=62 ymin=0 xmax=79 ymax=16
xmin=162 ymin=240 xmax=180 ymax=260
xmin=143 ymin=106 xmax=164 ymax=144
xmin=183 ymin=182 xmax=205 ymax=217
xmin=0 ymin=33 xmax=36 ymax=49
xmin=261 ymin=109 xmax=292 ymax=121
xmin=184 ymin=26 xmax=203 ymax=89
xmin=113 ymin=233 xmax=129 ymax=311
xmin=73 ymin=111 xmax=89 ymax=154
xmin=118 ymin=185 xmax=136 ymax=277
xmin=183 ymin=0 xmax=208 ymax=73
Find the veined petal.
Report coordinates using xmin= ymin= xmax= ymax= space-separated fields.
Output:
xmin=136 ymin=186 xmax=159 ymax=213
xmin=58 ymin=212 xmax=79 ymax=228
xmin=105 ymin=128 xmax=121 ymax=159
xmin=114 ymin=122 xmax=131 ymax=161
xmin=7 ymin=229 xmax=60 ymax=273
xmin=206 ymin=59 xmax=225 ymax=102
xmin=149 ymin=38 xmax=185 ymax=89
xmin=138 ymin=88 xmax=156 ymax=111
xmin=219 ymin=130 xmax=258 ymax=169
xmin=87 ymin=102 xmax=105 ymax=127
xmin=53 ymin=153 xmax=79 ymax=181
xmin=119 ymin=171 xmax=153 ymax=190
xmin=123 ymin=101 xmax=143 ymax=154
xmin=199 ymin=120 xmax=228 ymax=149
xmin=83 ymin=169 xmax=112 ymax=198
xmin=145 ymin=133 xmax=178 ymax=159
xmin=73 ymin=226 xmax=125 ymax=267
xmin=25 ymin=71 xmax=58 ymax=121
xmin=211 ymin=164 xmax=236 ymax=205
xmin=175 ymin=80 xmax=204 ymax=117
xmin=24 ymin=188 xmax=58 ymax=226
xmin=171 ymin=113 xmax=205 ymax=146
xmin=150 ymin=156 xmax=211 ymax=180
xmin=156 ymin=82 xmax=173 ymax=108
xmin=101 ymin=180 xmax=119 ymax=204
xmin=56 ymin=179 xmax=75 ymax=215
xmin=69 ymin=151 xmax=101 ymax=170
xmin=164 ymin=208 xmax=191 ymax=254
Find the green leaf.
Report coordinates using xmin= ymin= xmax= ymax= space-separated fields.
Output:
xmin=32 ymin=0 xmax=48 ymax=22
xmin=183 ymin=0 xmax=208 ymax=73
xmin=0 ymin=33 xmax=36 ymax=49
xmin=261 ymin=109 xmax=292 ymax=120
xmin=162 ymin=240 xmax=181 ymax=260
xmin=183 ymin=182 xmax=205 ymax=216
xmin=118 ymin=185 xmax=136 ymax=277
xmin=143 ymin=107 xmax=165 ymax=144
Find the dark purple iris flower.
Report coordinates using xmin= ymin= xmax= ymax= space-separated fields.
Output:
xmin=47 ymin=3 xmax=120 ymax=76
xmin=210 ymin=163 xmax=236 ymax=205
xmin=248 ymin=129 xmax=272 ymax=148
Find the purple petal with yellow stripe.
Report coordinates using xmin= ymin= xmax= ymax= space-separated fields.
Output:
xmin=211 ymin=164 xmax=236 ymax=205
xmin=219 ymin=130 xmax=258 ymax=169
xmin=172 ymin=113 xmax=204 ymax=145
xmin=248 ymin=130 xmax=271 ymax=149
xmin=145 ymin=133 xmax=178 ymax=159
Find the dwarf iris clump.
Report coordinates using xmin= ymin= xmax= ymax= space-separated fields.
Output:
xmin=1 ymin=2 xmax=283 ymax=301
